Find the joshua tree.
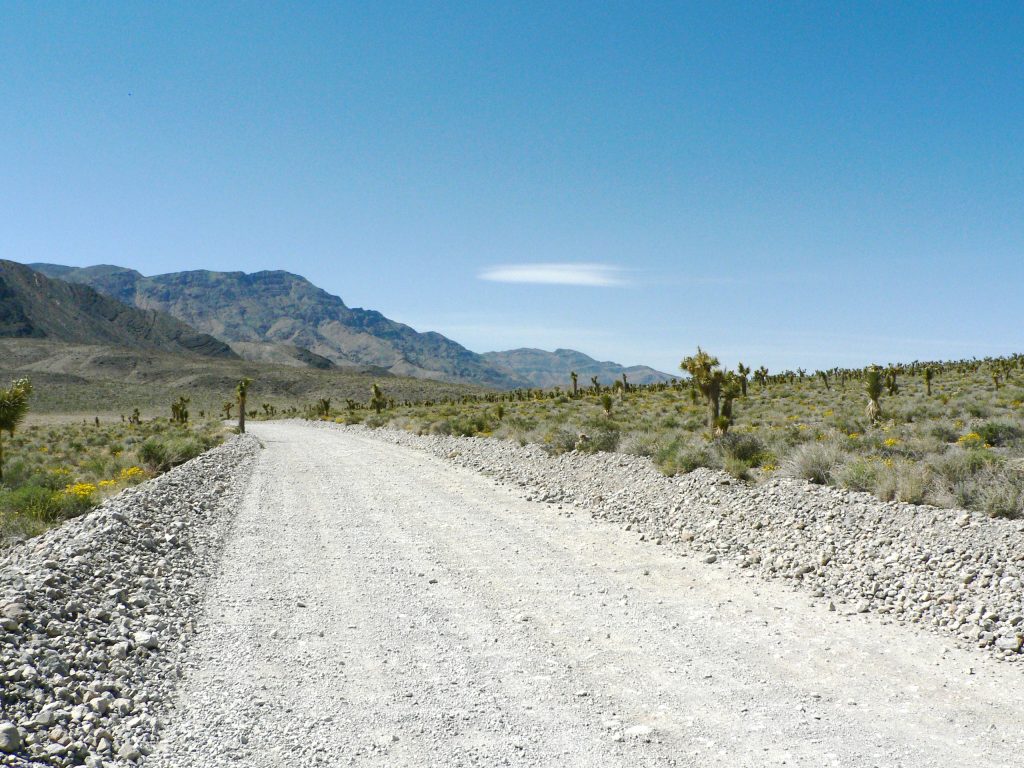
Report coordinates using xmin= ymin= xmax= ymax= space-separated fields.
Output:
xmin=884 ymin=367 xmax=900 ymax=396
xmin=590 ymin=376 xmax=600 ymax=393
xmin=736 ymin=363 xmax=750 ymax=396
xmin=570 ymin=371 xmax=579 ymax=398
xmin=681 ymin=347 xmax=724 ymax=428
xmin=315 ymin=398 xmax=331 ymax=418
xmin=923 ymin=366 xmax=934 ymax=396
xmin=754 ymin=366 xmax=769 ymax=389
xmin=717 ymin=373 xmax=743 ymax=436
xmin=0 ymin=378 xmax=32 ymax=482
xmin=621 ymin=373 xmax=629 ymax=393
xmin=865 ymin=366 xmax=883 ymax=424
xmin=222 ymin=401 xmax=233 ymax=420
xmin=495 ymin=404 xmax=505 ymax=421
xmin=170 ymin=395 xmax=190 ymax=424
xmin=600 ymin=393 xmax=613 ymax=416
xmin=369 ymin=383 xmax=387 ymax=414
xmin=817 ymin=370 xmax=830 ymax=390
xmin=129 ymin=407 xmax=141 ymax=425
xmin=236 ymin=377 xmax=252 ymax=433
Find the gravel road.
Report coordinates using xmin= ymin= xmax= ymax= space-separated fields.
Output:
xmin=153 ymin=422 xmax=1023 ymax=767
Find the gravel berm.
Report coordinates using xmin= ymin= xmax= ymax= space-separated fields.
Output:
xmin=0 ymin=434 xmax=260 ymax=767
xmin=150 ymin=422 xmax=1021 ymax=767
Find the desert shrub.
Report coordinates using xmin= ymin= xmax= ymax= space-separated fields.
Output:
xmin=576 ymin=425 xmax=620 ymax=454
xmin=362 ymin=413 xmax=390 ymax=429
xmin=138 ymin=438 xmax=168 ymax=470
xmin=714 ymin=433 xmax=766 ymax=464
xmin=837 ymin=457 xmax=879 ymax=492
xmin=723 ymin=456 xmax=753 ymax=480
xmin=976 ymin=420 xmax=1022 ymax=447
xmin=972 ymin=467 xmax=1024 ymax=518
xmin=782 ymin=442 xmax=845 ymax=484
xmin=540 ymin=426 xmax=579 ymax=456
xmin=139 ymin=435 xmax=207 ymax=472
xmin=894 ymin=461 xmax=930 ymax=504
xmin=618 ymin=431 xmax=665 ymax=458
xmin=964 ymin=401 xmax=991 ymax=418
xmin=927 ymin=447 xmax=993 ymax=485
xmin=655 ymin=439 xmax=719 ymax=475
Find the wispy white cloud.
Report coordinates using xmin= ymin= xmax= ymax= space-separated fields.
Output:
xmin=479 ymin=262 xmax=626 ymax=287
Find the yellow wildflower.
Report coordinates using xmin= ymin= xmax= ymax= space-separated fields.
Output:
xmin=63 ymin=483 xmax=97 ymax=499
xmin=119 ymin=466 xmax=145 ymax=482
xmin=957 ymin=432 xmax=983 ymax=448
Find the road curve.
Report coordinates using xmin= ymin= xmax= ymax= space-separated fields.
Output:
xmin=152 ymin=422 xmax=1023 ymax=767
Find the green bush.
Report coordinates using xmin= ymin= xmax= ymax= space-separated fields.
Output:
xmin=655 ymin=439 xmax=718 ymax=475
xmin=837 ymin=457 xmax=879 ymax=492
xmin=714 ymin=433 xmax=766 ymax=464
xmin=976 ymin=420 xmax=1022 ymax=447
xmin=139 ymin=435 xmax=207 ymax=472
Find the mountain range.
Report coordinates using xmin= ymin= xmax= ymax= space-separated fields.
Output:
xmin=0 ymin=260 xmax=235 ymax=359
xmin=19 ymin=261 xmax=673 ymax=389
xmin=482 ymin=348 xmax=674 ymax=389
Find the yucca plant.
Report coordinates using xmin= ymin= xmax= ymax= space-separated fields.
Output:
xmin=0 ymin=378 xmax=32 ymax=481
xmin=865 ymin=366 xmax=883 ymax=423
xmin=884 ymin=367 xmax=900 ymax=396
xmin=570 ymin=371 xmax=579 ymax=398
xmin=716 ymin=372 xmax=742 ymax=436
xmin=170 ymin=395 xmax=190 ymax=424
xmin=736 ymin=363 xmax=750 ymax=396
xmin=754 ymin=366 xmax=769 ymax=389
xmin=681 ymin=347 xmax=724 ymax=428
xmin=236 ymin=377 xmax=252 ymax=433
xmin=370 ymin=383 xmax=388 ymax=414
xmin=923 ymin=366 xmax=934 ymax=396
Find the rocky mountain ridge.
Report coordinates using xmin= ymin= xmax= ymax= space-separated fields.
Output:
xmin=0 ymin=261 xmax=236 ymax=360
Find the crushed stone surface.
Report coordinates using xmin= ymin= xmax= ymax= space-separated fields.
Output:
xmin=145 ymin=422 xmax=1023 ymax=767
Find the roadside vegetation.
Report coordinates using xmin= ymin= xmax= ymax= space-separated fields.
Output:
xmin=0 ymin=387 xmax=225 ymax=546
xmin=293 ymin=354 xmax=1024 ymax=519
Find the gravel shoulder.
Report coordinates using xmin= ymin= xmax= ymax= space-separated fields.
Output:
xmin=152 ymin=422 xmax=1023 ymax=767
xmin=1 ymin=434 xmax=260 ymax=767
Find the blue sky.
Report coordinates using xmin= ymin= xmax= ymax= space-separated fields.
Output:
xmin=2 ymin=2 xmax=1022 ymax=374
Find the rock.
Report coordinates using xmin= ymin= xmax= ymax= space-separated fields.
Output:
xmin=133 ymin=631 xmax=159 ymax=650
xmin=994 ymin=636 xmax=1022 ymax=652
xmin=0 ymin=722 xmax=21 ymax=753
xmin=624 ymin=725 xmax=653 ymax=740
xmin=118 ymin=741 xmax=142 ymax=761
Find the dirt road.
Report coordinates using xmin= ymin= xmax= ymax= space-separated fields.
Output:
xmin=152 ymin=422 xmax=1023 ymax=767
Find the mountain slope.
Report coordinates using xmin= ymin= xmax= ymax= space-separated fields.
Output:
xmin=0 ymin=261 xmax=236 ymax=359
xmin=481 ymin=348 xmax=675 ymax=389
xmin=29 ymin=263 xmax=527 ymax=389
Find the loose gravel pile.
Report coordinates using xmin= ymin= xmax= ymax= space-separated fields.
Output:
xmin=331 ymin=423 xmax=1024 ymax=662
xmin=0 ymin=435 xmax=259 ymax=767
